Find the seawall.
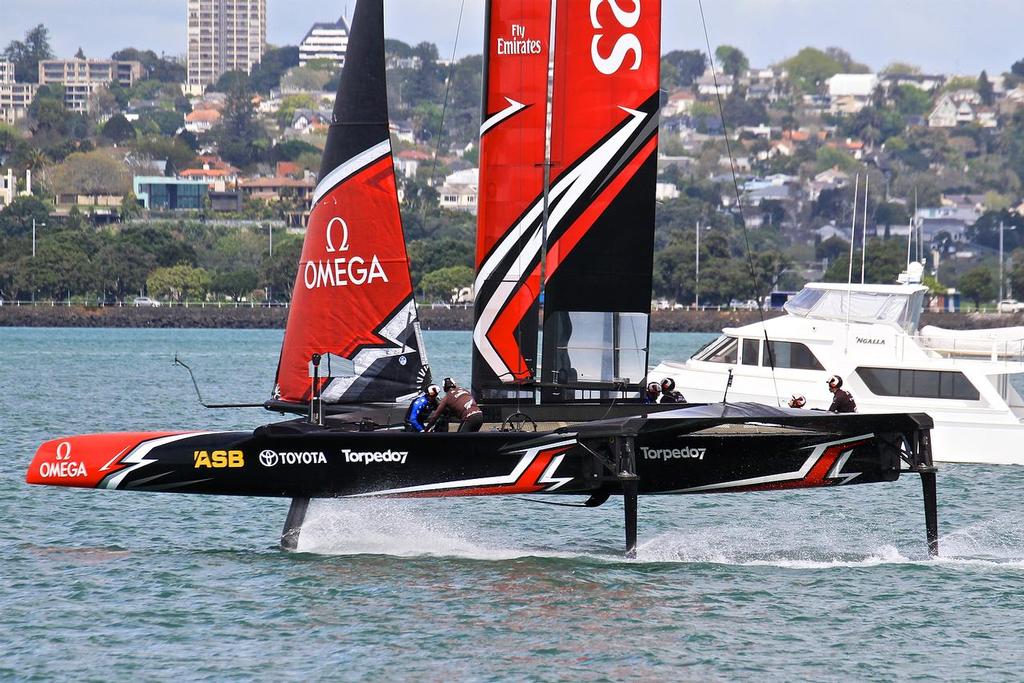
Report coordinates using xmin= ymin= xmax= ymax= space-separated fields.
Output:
xmin=2 ymin=304 xmax=1022 ymax=333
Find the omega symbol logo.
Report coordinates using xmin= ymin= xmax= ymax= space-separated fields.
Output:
xmin=325 ymin=217 xmax=350 ymax=253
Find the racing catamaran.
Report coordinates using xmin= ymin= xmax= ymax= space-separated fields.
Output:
xmin=26 ymin=0 xmax=940 ymax=556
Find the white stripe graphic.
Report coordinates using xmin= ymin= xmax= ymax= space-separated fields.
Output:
xmin=473 ymin=106 xmax=650 ymax=379
xmin=312 ymin=140 xmax=391 ymax=206
xmin=668 ymin=434 xmax=874 ymax=493
xmin=345 ymin=437 xmax=577 ymax=497
xmin=480 ymin=97 xmax=528 ymax=135
xmin=101 ymin=432 xmax=216 ymax=490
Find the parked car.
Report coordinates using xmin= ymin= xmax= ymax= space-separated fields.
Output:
xmin=133 ymin=296 xmax=162 ymax=308
xmin=96 ymin=294 xmax=120 ymax=307
xmin=729 ymin=299 xmax=759 ymax=310
xmin=997 ymin=299 xmax=1024 ymax=313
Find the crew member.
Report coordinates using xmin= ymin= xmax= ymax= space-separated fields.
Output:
xmin=405 ymin=384 xmax=440 ymax=432
xmin=643 ymin=382 xmax=661 ymax=404
xmin=788 ymin=393 xmax=806 ymax=409
xmin=659 ymin=378 xmax=686 ymax=404
xmin=826 ymin=375 xmax=857 ymax=413
xmin=428 ymin=378 xmax=484 ymax=433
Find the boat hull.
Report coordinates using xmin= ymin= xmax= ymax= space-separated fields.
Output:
xmin=26 ymin=411 xmax=931 ymax=498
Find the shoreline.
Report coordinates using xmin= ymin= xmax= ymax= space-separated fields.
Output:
xmin=2 ymin=304 xmax=1022 ymax=333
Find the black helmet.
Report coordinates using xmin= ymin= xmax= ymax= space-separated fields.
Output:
xmin=827 ymin=375 xmax=843 ymax=389
xmin=443 ymin=377 xmax=457 ymax=392
xmin=661 ymin=377 xmax=676 ymax=392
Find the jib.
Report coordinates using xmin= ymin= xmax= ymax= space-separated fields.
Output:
xmin=194 ymin=450 xmax=245 ymax=468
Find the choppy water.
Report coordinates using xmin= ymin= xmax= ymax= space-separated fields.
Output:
xmin=3 ymin=328 xmax=1024 ymax=681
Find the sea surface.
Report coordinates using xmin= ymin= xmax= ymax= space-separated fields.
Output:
xmin=2 ymin=328 xmax=1024 ymax=681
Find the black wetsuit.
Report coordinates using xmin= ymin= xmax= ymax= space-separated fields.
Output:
xmin=828 ymin=389 xmax=857 ymax=413
xmin=659 ymin=390 xmax=686 ymax=404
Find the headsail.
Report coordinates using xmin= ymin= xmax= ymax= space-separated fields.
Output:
xmin=471 ymin=0 xmax=661 ymax=401
xmin=274 ymin=0 xmax=428 ymax=405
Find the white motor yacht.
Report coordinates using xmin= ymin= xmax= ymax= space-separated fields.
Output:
xmin=651 ymin=272 xmax=1024 ymax=465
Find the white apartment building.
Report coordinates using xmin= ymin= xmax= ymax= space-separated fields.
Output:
xmin=299 ymin=15 xmax=349 ymax=68
xmin=37 ymin=59 xmax=142 ymax=113
xmin=0 ymin=60 xmax=37 ymax=123
xmin=187 ymin=0 xmax=267 ymax=94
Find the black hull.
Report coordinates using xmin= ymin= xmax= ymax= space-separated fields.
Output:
xmin=28 ymin=409 xmax=931 ymax=499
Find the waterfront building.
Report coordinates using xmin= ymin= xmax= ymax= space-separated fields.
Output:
xmin=187 ymin=0 xmax=267 ymax=94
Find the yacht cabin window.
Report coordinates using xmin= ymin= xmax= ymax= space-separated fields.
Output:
xmin=762 ymin=340 xmax=825 ymax=371
xmin=701 ymin=336 xmax=738 ymax=364
xmin=856 ymin=367 xmax=980 ymax=400
xmin=741 ymin=338 xmax=759 ymax=366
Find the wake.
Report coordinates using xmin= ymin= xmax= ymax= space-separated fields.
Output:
xmin=294 ymin=499 xmax=1024 ymax=569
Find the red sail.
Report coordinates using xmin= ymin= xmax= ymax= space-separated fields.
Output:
xmin=471 ymin=0 xmax=554 ymax=398
xmin=274 ymin=0 xmax=427 ymax=405
xmin=538 ymin=0 xmax=661 ymax=400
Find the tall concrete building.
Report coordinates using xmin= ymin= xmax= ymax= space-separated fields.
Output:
xmin=298 ymin=15 xmax=349 ymax=68
xmin=186 ymin=0 xmax=267 ymax=94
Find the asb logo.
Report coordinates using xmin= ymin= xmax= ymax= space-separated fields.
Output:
xmin=303 ymin=216 xmax=389 ymax=289
xmin=193 ymin=450 xmax=245 ymax=468
xmin=590 ymin=0 xmax=643 ymax=75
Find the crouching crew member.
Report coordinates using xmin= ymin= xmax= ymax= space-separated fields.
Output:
xmin=826 ymin=375 xmax=857 ymax=413
xmin=644 ymin=382 xmax=661 ymax=404
xmin=428 ymin=378 xmax=484 ymax=433
xmin=659 ymin=378 xmax=686 ymax=404
xmin=405 ymin=384 xmax=440 ymax=432
xmin=788 ymin=394 xmax=806 ymax=409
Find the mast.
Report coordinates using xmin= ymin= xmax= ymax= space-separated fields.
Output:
xmin=861 ymin=174 xmax=869 ymax=284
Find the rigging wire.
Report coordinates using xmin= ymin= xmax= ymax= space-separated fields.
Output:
xmin=696 ymin=0 xmax=781 ymax=406
xmin=428 ymin=0 xmax=467 ymax=185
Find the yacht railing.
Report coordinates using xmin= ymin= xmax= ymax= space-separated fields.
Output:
xmin=914 ymin=334 xmax=1024 ymax=363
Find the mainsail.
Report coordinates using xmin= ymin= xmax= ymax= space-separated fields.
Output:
xmin=472 ymin=0 xmax=661 ymax=401
xmin=274 ymin=0 xmax=428 ymax=405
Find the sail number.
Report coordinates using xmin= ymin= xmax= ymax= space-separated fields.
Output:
xmin=590 ymin=0 xmax=642 ymax=75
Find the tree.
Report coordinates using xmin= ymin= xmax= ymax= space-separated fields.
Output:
xmin=662 ymin=50 xmax=706 ymax=88
xmin=211 ymin=269 xmax=259 ymax=300
xmin=111 ymin=48 xmax=186 ymax=82
xmin=959 ymin=265 xmax=997 ymax=309
xmin=212 ymin=83 xmax=267 ymax=167
xmin=0 ymin=196 xmax=51 ymax=239
xmin=715 ymin=45 xmax=748 ymax=78
xmin=892 ymin=85 xmax=932 ymax=117
xmin=407 ymin=238 xmax=473 ymax=286
xmin=101 ymin=114 xmax=137 ymax=143
xmin=142 ymin=110 xmax=184 ymax=136
xmin=3 ymin=24 xmax=54 ymax=83
xmin=248 ymin=45 xmax=301 ymax=93
xmin=50 ymin=150 xmax=130 ymax=198
xmin=824 ymin=238 xmax=909 ymax=285
xmin=780 ymin=47 xmax=845 ymax=93
xmin=146 ymin=263 xmax=211 ymax=301
xmin=978 ymin=70 xmax=995 ymax=106
xmin=1013 ymin=59 xmax=1024 ymax=80
xmin=419 ymin=265 xmax=474 ymax=301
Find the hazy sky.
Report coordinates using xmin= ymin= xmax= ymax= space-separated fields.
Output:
xmin=2 ymin=0 xmax=1022 ymax=76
